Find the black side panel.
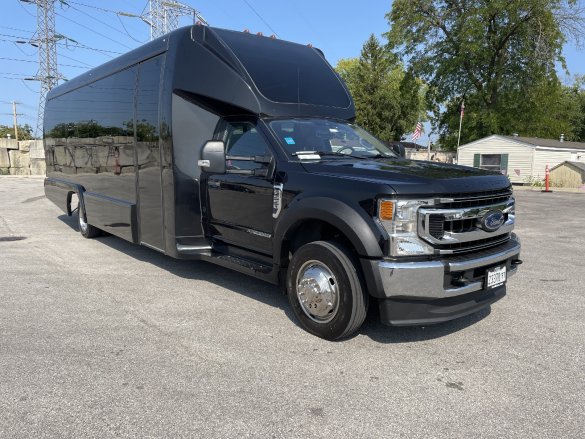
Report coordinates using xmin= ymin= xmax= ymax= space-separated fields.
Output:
xmin=136 ymin=56 xmax=164 ymax=251
xmin=83 ymin=192 xmax=137 ymax=242
xmin=173 ymin=26 xmax=355 ymax=120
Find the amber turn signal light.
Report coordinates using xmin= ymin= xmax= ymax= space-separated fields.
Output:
xmin=379 ymin=200 xmax=394 ymax=221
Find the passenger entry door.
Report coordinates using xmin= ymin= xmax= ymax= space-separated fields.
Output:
xmin=205 ymin=121 xmax=275 ymax=256
xmin=136 ymin=56 xmax=164 ymax=251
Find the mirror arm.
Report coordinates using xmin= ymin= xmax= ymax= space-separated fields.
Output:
xmin=226 ymin=169 xmax=254 ymax=175
xmin=226 ymin=154 xmax=272 ymax=164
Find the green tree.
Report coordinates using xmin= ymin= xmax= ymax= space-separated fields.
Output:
xmin=387 ymin=0 xmax=585 ymax=148
xmin=336 ymin=35 xmax=425 ymax=142
xmin=570 ymin=76 xmax=585 ymax=141
xmin=0 ymin=124 xmax=34 ymax=140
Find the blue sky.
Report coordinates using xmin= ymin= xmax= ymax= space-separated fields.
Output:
xmin=1 ymin=0 xmax=584 ymax=145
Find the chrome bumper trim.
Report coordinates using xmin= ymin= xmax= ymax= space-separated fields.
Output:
xmin=377 ymin=236 xmax=521 ymax=299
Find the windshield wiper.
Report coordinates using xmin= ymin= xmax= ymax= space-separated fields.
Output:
xmin=292 ymin=151 xmax=368 ymax=160
xmin=368 ymin=153 xmax=395 ymax=159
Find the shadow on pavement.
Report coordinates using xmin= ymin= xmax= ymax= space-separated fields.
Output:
xmin=359 ymin=303 xmax=490 ymax=343
xmin=58 ymin=214 xmax=491 ymax=343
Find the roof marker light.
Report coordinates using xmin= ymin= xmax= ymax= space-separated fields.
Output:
xmin=307 ymin=43 xmax=313 ymax=47
xmin=270 ymin=34 xmax=276 ymax=39
xmin=243 ymin=29 xmax=250 ymax=33
xmin=256 ymin=32 xmax=263 ymax=36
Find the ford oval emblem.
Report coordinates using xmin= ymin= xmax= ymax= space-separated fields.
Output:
xmin=481 ymin=210 xmax=505 ymax=232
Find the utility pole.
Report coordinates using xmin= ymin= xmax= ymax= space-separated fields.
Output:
xmin=148 ymin=0 xmax=207 ymax=40
xmin=12 ymin=101 xmax=20 ymax=141
xmin=2 ymin=102 xmax=24 ymax=141
xmin=21 ymin=0 xmax=65 ymax=138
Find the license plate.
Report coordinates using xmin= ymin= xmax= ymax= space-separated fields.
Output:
xmin=486 ymin=265 xmax=506 ymax=289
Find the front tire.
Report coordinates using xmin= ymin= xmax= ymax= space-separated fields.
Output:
xmin=287 ymin=241 xmax=368 ymax=340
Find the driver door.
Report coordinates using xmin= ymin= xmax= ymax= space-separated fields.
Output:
xmin=204 ymin=120 xmax=275 ymax=256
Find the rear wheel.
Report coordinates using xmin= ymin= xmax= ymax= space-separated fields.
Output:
xmin=76 ymin=201 xmax=100 ymax=238
xmin=286 ymin=240 xmax=368 ymax=340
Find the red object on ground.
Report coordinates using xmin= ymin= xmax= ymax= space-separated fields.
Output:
xmin=545 ymin=164 xmax=550 ymax=192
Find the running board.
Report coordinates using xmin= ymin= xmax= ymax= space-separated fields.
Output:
xmin=201 ymin=252 xmax=278 ymax=284
xmin=213 ymin=254 xmax=272 ymax=274
xmin=177 ymin=243 xmax=213 ymax=253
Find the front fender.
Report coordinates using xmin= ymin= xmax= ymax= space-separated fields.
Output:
xmin=273 ymin=196 xmax=384 ymax=265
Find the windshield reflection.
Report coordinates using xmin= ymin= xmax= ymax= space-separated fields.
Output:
xmin=268 ymin=118 xmax=397 ymax=159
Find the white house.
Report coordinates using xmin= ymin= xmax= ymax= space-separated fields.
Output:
xmin=457 ymin=135 xmax=585 ymax=184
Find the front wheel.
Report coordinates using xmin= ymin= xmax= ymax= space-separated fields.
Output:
xmin=286 ymin=241 xmax=368 ymax=340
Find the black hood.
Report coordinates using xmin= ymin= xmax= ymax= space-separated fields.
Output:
xmin=301 ymin=157 xmax=511 ymax=196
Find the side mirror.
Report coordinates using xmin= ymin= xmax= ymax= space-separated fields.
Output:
xmin=199 ymin=140 xmax=226 ymax=174
xmin=391 ymin=143 xmax=406 ymax=158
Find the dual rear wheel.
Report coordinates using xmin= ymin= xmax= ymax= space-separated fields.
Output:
xmin=76 ymin=201 xmax=100 ymax=239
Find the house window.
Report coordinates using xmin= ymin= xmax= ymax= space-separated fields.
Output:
xmin=474 ymin=153 xmax=508 ymax=174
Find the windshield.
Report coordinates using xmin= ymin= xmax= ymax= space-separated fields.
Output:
xmin=268 ymin=118 xmax=397 ymax=159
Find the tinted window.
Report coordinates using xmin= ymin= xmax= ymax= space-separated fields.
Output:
xmin=223 ymin=121 xmax=270 ymax=170
xmin=44 ymin=67 xmax=137 ymax=201
xmin=136 ymin=57 xmax=161 ymax=161
xmin=215 ymin=29 xmax=350 ymax=108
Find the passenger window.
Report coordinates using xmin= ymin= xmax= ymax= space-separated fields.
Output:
xmin=223 ymin=122 xmax=271 ymax=170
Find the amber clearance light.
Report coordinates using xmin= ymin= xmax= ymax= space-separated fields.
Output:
xmin=379 ymin=200 xmax=394 ymax=221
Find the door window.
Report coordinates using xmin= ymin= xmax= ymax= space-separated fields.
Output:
xmin=223 ymin=122 xmax=270 ymax=170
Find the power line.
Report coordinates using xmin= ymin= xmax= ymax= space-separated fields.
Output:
xmin=241 ymin=0 xmax=280 ymax=38
xmin=117 ymin=15 xmax=146 ymax=44
xmin=55 ymin=11 xmax=134 ymax=50
xmin=16 ymin=0 xmax=36 ymax=17
xmin=65 ymin=3 xmax=146 ymax=44
xmin=0 ymin=56 xmax=88 ymax=69
xmin=0 ymin=76 xmax=32 ymax=80
xmin=57 ymin=52 xmax=93 ymax=68
xmin=0 ymin=72 xmax=29 ymax=76
xmin=62 ymin=0 xmax=121 ymax=14
xmin=20 ymin=79 xmax=38 ymax=93
xmin=59 ymin=43 xmax=120 ymax=57
xmin=1 ymin=35 xmax=122 ymax=57
xmin=0 ymin=25 xmax=35 ymax=34
xmin=147 ymin=1 xmax=208 ymax=40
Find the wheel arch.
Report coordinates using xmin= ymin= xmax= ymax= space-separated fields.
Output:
xmin=44 ymin=177 xmax=86 ymax=216
xmin=274 ymin=197 xmax=384 ymax=267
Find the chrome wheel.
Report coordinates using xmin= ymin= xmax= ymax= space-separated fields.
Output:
xmin=78 ymin=204 xmax=88 ymax=234
xmin=296 ymin=260 xmax=340 ymax=323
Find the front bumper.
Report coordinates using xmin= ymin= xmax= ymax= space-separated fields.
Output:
xmin=373 ymin=234 xmax=521 ymax=325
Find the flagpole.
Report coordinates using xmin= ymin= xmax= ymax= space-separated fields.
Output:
xmin=456 ymin=99 xmax=464 ymax=150
xmin=427 ymin=138 xmax=431 ymax=161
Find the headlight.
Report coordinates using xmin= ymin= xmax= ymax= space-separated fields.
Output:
xmin=378 ymin=199 xmax=435 ymax=256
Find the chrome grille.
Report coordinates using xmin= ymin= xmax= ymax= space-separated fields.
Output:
xmin=418 ymin=190 xmax=515 ymax=255
xmin=438 ymin=188 xmax=513 ymax=209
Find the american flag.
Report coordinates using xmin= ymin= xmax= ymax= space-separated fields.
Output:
xmin=411 ymin=121 xmax=423 ymax=142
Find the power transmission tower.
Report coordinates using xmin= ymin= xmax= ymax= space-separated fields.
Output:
xmin=21 ymin=0 xmax=65 ymax=138
xmin=148 ymin=1 xmax=207 ymax=40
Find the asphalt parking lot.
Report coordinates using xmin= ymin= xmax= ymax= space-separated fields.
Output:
xmin=0 ymin=177 xmax=584 ymax=438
